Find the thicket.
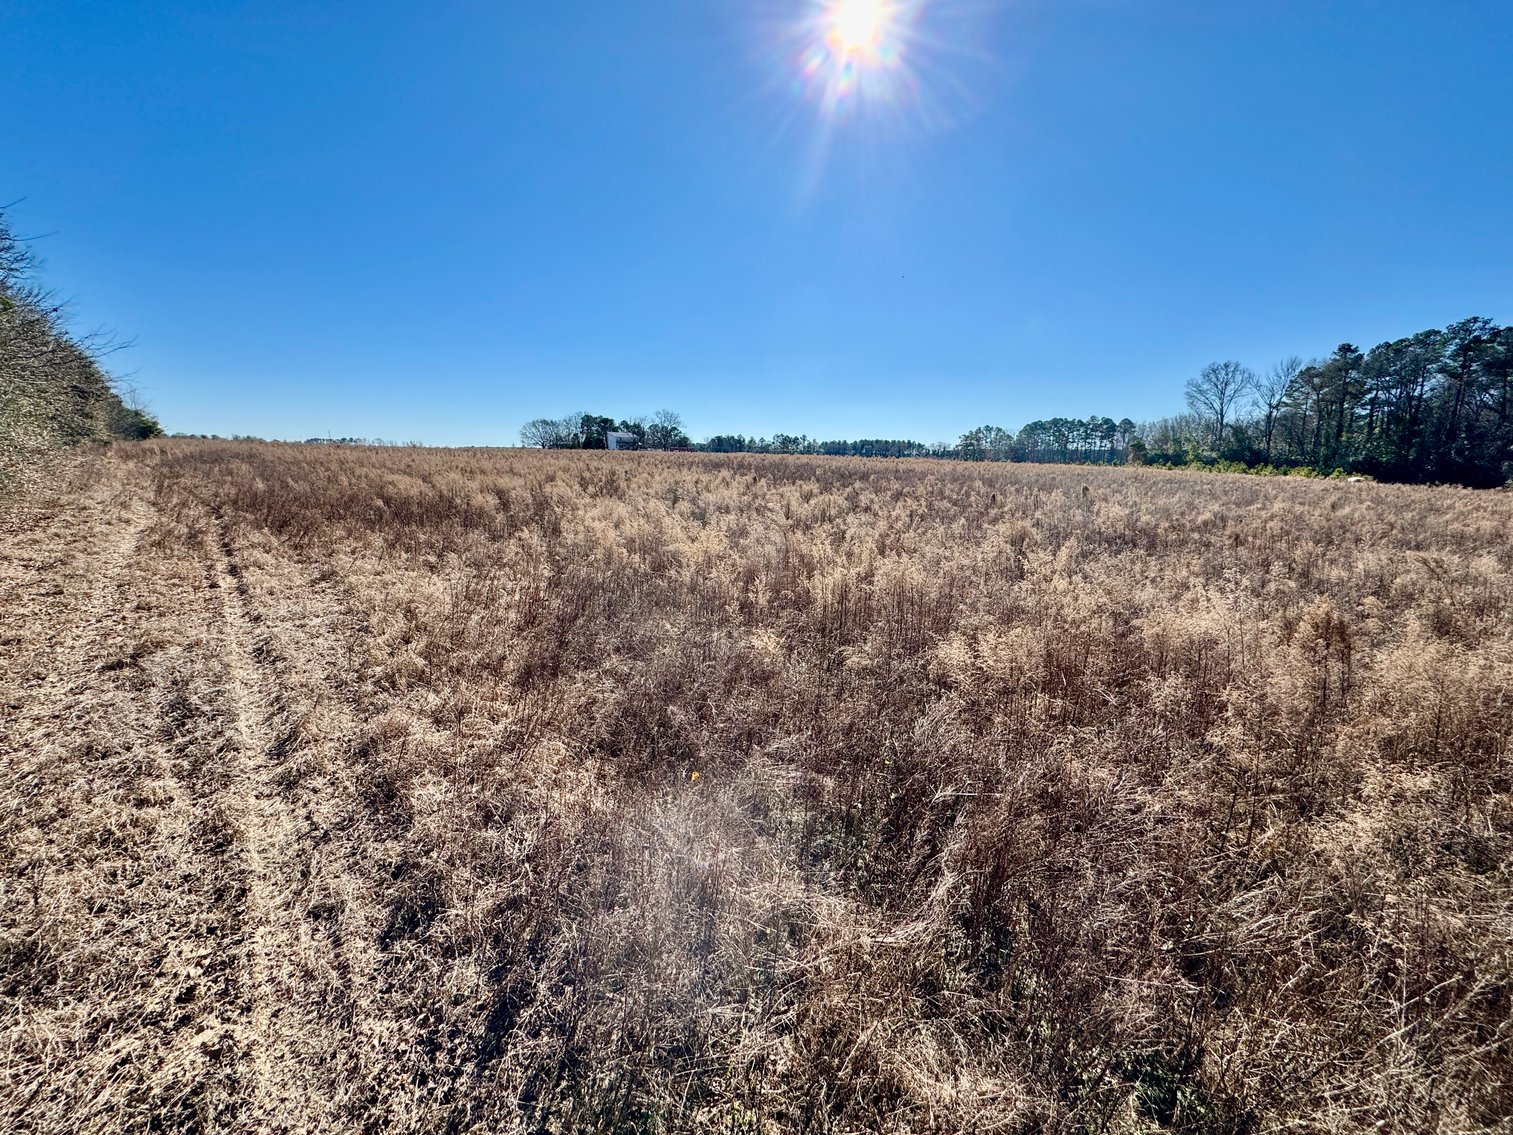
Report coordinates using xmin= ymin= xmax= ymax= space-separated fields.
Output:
xmin=952 ymin=320 xmax=1513 ymax=486
xmin=1136 ymin=326 xmax=1513 ymax=486
xmin=0 ymin=210 xmax=160 ymax=489
xmin=131 ymin=443 xmax=1513 ymax=1132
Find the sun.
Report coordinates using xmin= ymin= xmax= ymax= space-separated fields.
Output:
xmin=763 ymin=0 xmax=984 ymax=172
xmin=830 ymin=0 xmax=889 ymax=55
xmin=781 ymin=0 xmax=931 ymax=126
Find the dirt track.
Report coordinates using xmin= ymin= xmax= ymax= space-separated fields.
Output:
xmin=0 ymin=458 xmax=368 ymax=1132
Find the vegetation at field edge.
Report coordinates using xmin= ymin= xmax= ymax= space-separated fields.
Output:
xmin=0 ymin=210 xmax=161 ymax=495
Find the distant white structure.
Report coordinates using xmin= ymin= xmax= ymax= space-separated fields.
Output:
xmin=606 ymin=431 xmax=639 ymax=451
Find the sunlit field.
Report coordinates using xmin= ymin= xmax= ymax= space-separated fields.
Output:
xmin=3 ymin=441 xmax=1510 ymax=1133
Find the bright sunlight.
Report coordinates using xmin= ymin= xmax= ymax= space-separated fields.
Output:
xmin=791 ymin=0 xmax=917 ymax=118
xmin=830 ymin=0 xmax=889 ymax=55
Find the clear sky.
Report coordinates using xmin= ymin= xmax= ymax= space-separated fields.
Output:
xmin=5 ymin=1 xmax=1511 ymax=445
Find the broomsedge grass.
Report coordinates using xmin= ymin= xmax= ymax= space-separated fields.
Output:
xmin=2 ymin=440 xmax=1510 ymax=1133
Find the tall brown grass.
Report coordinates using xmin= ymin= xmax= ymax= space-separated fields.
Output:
xmin=7 ymin=440 xmax=1512 ymax=1132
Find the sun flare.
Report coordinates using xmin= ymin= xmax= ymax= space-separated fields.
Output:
xmin=774 ymin=0 xmax=973 ymax=141
xmin=791 ymin=0 xmax=913 ymax=117
xmin=830 ymin=0 xmax=888 ymax=54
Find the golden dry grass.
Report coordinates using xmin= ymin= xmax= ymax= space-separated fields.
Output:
xmin=2 ymin=441 xmax=1510 ymax=1133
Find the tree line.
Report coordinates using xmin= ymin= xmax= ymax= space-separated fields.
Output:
xmin=1154 ymin=319 xmax=1513 ymax=486
xmin=522 ymin=317 xmax=1511 ymax=487
xmin=953 ymin=317 xmax=1512 ymax=486
xmin=703 ymin=435 xmax=931 ymax=457
xmin=519 ymin=413 xmax=923 ymax=458
xmin=520 ymin=410 xmax=692 ymax=450
xmin=520 ymin=417 xmax=934 ymax=457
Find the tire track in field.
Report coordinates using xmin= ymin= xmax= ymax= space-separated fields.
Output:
xmin=2 ymin=461 xmax=257 ymax=1133
xmin=0 ymin=465 xmax=162 ymax=1129
xmin=0 ymin=461 xmax=153 ymax=729
xmin=204 ymin=509 xmax=313 ymax=1130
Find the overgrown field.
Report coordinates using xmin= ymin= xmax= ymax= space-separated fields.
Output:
xmin=2 ymin=442 xmax=1510 ymax=1133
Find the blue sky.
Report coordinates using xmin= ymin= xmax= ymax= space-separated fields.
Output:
xmin=5 ymin=1 xmax=1511 ymax=445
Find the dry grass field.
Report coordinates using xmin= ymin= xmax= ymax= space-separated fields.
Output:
xmin=2 ymin=441 xmax=1510 ymax=1134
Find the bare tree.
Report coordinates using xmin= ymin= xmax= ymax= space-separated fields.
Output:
xmin=1255 ymin=356 xmax=1303 ymax=462
xmin=646 ymin=408 xmax=688 ymax=449
xmin=0 ymin=216 xmax=38 ymax=294
xmin=1185 ymin=360 xmax=1256 ymax=448
xmin=520 ymin=418 xmax=568 ymax=448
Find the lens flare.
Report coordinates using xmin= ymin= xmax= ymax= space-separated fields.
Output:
xmin=751 ymin=0 xmax=987 ymax=193
xmin=831 ymin=0 xmax=888 ymax=53
xmin=794 ymin=0 xmax=917 ymax=117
